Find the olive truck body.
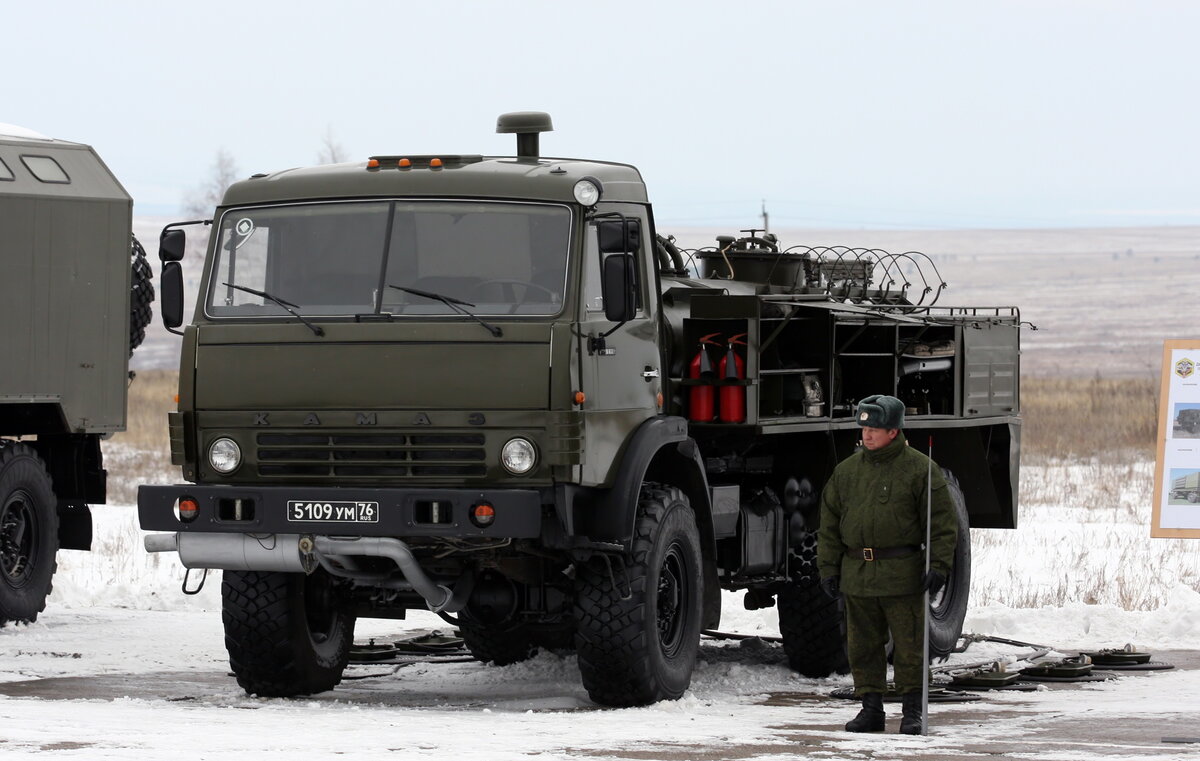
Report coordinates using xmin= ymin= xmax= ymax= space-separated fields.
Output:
xmin=140 ymin=113 xmax=1021 ymax=705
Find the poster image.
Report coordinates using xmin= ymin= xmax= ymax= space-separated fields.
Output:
xmin=1153 ymin=341 xmax=1200 ymax=537
xmin=1172 ymin=403 xmax=1200 ymax=439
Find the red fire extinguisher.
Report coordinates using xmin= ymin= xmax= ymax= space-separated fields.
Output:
xmin=719 ymin=333 xmax=748 ymax=423
xmin=688 ymin=332 xmax=722 ymax=422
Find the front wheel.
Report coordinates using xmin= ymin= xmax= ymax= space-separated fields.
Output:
xmin=573 ymin=484 xmax=703 ymax=707
xmin=0 ymin=442 xmax=59 ymax=626
xmin=222 ymin=569 xmax=354 ymax=697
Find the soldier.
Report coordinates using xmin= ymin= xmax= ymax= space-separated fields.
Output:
xmin=817 ymin=394 xmax=957 ymax=734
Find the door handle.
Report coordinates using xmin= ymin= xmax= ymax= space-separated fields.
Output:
xmin=642 ymin=367 xmax=660 ymax=381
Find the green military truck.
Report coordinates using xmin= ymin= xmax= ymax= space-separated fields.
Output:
xmin=1176 ymin=408 xmax=1200 ymax=435
xmin=140 ymin=113 xmax=1020 ymax=706
xmin=1171 ymin=472 xmax=1200 ymax=503
xmin=1 ymin=125 xmax=153 ymax=625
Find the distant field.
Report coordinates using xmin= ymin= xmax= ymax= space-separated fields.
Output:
xmin=131 ymin=220 xmax=1198 ymax=379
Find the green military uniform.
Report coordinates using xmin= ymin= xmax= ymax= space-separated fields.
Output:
xmin=817 ymin=430 xmax=957 ymax=696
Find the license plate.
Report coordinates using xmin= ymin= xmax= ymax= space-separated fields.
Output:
xmin=286 ymin=500 xmax=379 ymax=523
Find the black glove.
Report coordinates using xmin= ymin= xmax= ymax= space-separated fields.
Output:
xmin=820 ymin=575 xmax=841 ymax=599
xmin=922 ymin=570 xmax=947 ymax=595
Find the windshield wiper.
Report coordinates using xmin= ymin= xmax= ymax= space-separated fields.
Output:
xmin=221 ymin=282 xmax=325 ymax=337
xmin=388 ymin=285 xmax=503 ymax=338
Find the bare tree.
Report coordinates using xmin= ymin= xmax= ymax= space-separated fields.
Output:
xmin=317 ymin=126 xmax=347 ymax=164
xmin=182 ymin=148 xmax=239 ymax=218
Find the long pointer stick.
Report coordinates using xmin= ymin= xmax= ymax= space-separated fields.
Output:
xmin=922 ymin=436 xmax=932 ymax=736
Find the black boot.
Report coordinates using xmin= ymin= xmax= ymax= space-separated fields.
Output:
xmin=844 ymin=692 xmax=885 ymax=733
xmin=899 ymin=691 xmax=924 ymax=735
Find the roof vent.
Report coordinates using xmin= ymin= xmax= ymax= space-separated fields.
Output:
xmin=496 ymin=112 xmax=553 ymax=159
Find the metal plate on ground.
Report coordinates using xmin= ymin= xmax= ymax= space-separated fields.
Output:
xmin=1018 ymin=672 xmax=1113 ymax=683
xmin=1092 ymin=661 xmax=1175 ymax=672
xmin=949 ymin=670 xmax=1022 ymax=689
xmin=949 ymin=681 xmax=1041 ymax=692
xmin=829 ymin=687 xmax=982 ymax=703
xmin=1020 ymin=660 xmax=1094 ymax=679
xmin=1081 ymin=649 xmax=1153 ymax=666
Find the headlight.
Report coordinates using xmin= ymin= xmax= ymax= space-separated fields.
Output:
xmin=501 ymin=437 xmax=537 ymax=475
xmin=208 ymin=437 xmax=242 ymax=474
xmin=573 ymin=177 xmax=602 ymax=206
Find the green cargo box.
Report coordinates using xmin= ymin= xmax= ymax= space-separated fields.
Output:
xmin=0 ymin=129 xmax=132 ymax=436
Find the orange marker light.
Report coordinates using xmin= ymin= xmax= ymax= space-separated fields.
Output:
xmin=398 ymin=158 xmax=412 ymax=168
xmin=430 ymin=157 xmax=444 ymax=168
xmin=177 ymin=497 xmax=199 ymax=523
xmin=656 ymin=392 xmax=664 ymax=409
xmin=470 ymin=502 xmax=496 ymax=527
xmin=367 ymin=158 xmax=380 ymax=168
xmin=573 ymin=391 xmax=586 ymax=405
xmin=174 ymin=394 xmax=180 ymax=404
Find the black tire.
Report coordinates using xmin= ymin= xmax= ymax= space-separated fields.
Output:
xmin=929 ymin=469 xmax=971 ymax=659
xmin=459 ymin=621 xmax=536 ymax=666
xmin=530 ymin=623 xmax=576 ymax=653
xmin=778 ymin=531 xmax=849 ymax=678
xmin=573 ymin=484 xmax=703 ymax=707
xmin=1189 ymin=492 xmax=1199 ymax=504
xmin=0 ymin=442 xmax=59 ymax=626
xmin=222 ymin=569 xmax=354 ymax=697
xmin=128 ymin=234 xmax=155 ymax=357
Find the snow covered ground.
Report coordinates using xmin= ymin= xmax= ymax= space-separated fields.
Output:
xmin=1 ymin=461 xmax=1199 ymax=759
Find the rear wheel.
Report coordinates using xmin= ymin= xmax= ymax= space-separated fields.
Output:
xmin=222 ymin=569 xmax=354 ymax=697
xmin=928 ymin=469 xmax=971 ymax=659
xmin=573 ymin=484 xmax=703 ymax=706
xmin=0 ymin=442 xmax=59 ymax=626
xmin=778 ymin=530 xmax=848 ymax=677
xmin=459 ymin=621 xmax=536 ymax=666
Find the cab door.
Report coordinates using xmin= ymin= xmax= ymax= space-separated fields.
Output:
xmin=576 ymin=204 xmax=662 ymax=486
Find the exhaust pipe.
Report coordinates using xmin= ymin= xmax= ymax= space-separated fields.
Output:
xmin=144 ymin=532 xmax=310 ymax=573
xmin=314 ymin=536 xmax=457 ymax=613
xmin=144 ymin=532 xmax=459 ymax=613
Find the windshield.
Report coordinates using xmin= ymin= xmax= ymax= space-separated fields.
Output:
xmin=206 ymin=200 xmax=571 ymax=318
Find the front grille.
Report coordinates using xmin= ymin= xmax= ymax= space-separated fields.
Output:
xmin=255 ymin=432 xmax=487 ymax=480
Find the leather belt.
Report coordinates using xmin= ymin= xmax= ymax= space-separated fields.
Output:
xmin=848 ymin=545 xmax=921 ymax=561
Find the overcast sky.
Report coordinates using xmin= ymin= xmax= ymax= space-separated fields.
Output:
xmin=7 ymin=1 xmax=1198 ymax=230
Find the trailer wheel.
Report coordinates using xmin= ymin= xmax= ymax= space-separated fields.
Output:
xmin=0 ymin=442 xmax=59 ymax=626
xmin=1189 ymin=493 xmax=1199 ymax=504
xmin=928 ymin=469 xmax=972 ymax=659
xmin=459 ymin=621 xmax=537 ymax=666
xmin=573 ymin=484 xmax=703 ymax=707
xmin=222 ymin=569 xmax=354 ymax=697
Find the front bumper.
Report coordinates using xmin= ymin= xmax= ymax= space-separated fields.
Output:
xmin=137 ymin=484 xmax=544 ymax=538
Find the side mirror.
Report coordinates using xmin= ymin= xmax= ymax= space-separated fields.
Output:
xmin=597 ymin=219 xmax=640 ymax=254
xmin=602 ymin=253 xmax=638 ymax=323
xmin=160 ymin=228 xmax=186 ymax=263
xmin=161 ymin=261 xmax=184 ymax=329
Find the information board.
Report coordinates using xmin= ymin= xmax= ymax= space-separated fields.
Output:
xmin=1152 ymin=340 xmax=1200 ymax=538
